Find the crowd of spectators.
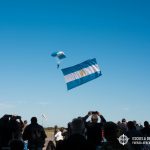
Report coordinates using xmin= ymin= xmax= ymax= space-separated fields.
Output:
xmin=0 ymin=115 xmax=46 ymax=150
xmin=0 ymin=112 xmax=150 ymax=150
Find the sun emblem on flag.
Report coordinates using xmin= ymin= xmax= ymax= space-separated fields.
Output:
xmin=79 ymin=70 xmax=86 ymax=77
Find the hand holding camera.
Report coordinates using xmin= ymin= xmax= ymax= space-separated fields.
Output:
xmin=88 ymin=111 xmax=92 ymax=116
xmin=88 ymin=111 xmax=100 ymax=116
xmin=91 ymin=111 xmax=98 ymax=115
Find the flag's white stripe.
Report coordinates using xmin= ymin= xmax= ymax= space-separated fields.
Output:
xmin=64 ymin=64 xmax=100 ymax=83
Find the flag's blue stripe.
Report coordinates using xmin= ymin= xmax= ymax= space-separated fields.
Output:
xmin=62 ymin=58 xmax=97 ymax=76
xmin=66 ymin=71 xmax=102 ymax=90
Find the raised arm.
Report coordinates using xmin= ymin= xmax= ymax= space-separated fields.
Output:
xmin=97 ymin=112 xmax=106 ymax=124
xmin=82 ymin=111 xmax=92 ymax=122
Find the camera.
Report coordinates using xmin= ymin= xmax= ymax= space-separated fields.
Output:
xmin=92 ymin=111 xmax=98 ymax=115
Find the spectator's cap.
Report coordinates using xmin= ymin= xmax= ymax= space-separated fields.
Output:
xmin=122 ymin=118 xmax=126 ymax=123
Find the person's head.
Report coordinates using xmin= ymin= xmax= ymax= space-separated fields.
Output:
xmin=56 ymin=128 xmax=60 ymax=132
xmin=2 ymin=114 xmax=10 ymax=122
xmin=117 ymin=121 xmax=121 ymax=125
xmin=127 ymin=121 xmax=136 ymax=130
xmin=104 ymin=122 xmax=119 ymax=142
xmin=70 ymin=117 xmax=85 ymax=135
xmin=60 ymin=127 xmax=64 ymax=132
xmin=54 ymin=125 xmax=58 ymax=129
xmin=91 ymin=114 xmax=98 ymax=123
xmin=144 ymin=121 xmax=149 ymax=128
xmin=122 ymin=118 xmax=126 ymax=124
xmin=31 ymin=117 xmax=37 ymax=124
xmin=10 ymin=140 xmax=24 ymax=150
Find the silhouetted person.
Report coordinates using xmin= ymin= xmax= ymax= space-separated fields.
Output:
xmin=133 ymin=120 xmax=143 ymax=131
xmin=23 ymin=117 xmax=47 ymax=150
xmin=118 ymin=118 xmax=128 ymax=134
xmin=0 ymin=115 xmax=12 ymax=149
xmin=101 ymin=122 xmax=131 ymax=150
xmin=126 ymin=121 xmax=143 ymax=150
xmin=54 ymin=125 xmax=58 ymax=136
xmin=56 ymin=117 xmax=89 ymax=150
xmin=83 ymin=111 xmax=106 ymax=150
xmin=46 ymin=141 xmax=56 ymax=150
xmin=9 ymin=115 xmax=24 ymax=140
xmin=141 ymin=121 xmax=150 ymax=137
xmin=54 ymin=128 xmax=63 ymax=147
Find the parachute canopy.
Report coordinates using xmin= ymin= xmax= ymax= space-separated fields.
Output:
xmin=51 ymin=51 xmax=66 ymax=60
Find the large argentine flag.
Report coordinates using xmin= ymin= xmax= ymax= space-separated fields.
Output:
xmin=61 ymin=58 xmax=102 ymax=90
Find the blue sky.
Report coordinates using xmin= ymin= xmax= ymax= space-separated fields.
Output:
xmin=0 ymin=0 xmax=150 ymax=127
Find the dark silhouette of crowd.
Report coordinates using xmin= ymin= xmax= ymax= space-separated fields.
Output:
xmin=0 ymin=112 xmax=150 ymax=150
xmin=0 ymin=115 xmax=46 ymax=150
